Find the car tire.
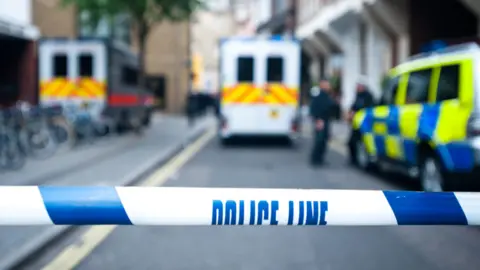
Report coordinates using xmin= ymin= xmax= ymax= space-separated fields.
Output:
xmin=418 ymin=155 xmax=450 ymax=192
xmin=287 ymin=135 xmax=300 ymax=149
xmin=219 ymin=137 xmax=229 ymax=147
xmin=142 ymin=112 xmax=152 ymax=127
xmin=355 ymin=138 xmax=374 ymax=171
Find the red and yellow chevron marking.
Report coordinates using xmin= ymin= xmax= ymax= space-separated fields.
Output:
xmin=221 ymin=83 xmax=298 ymax=105
xmin=221 ymin=83 xmax=262 ymax=104
xmin=40 ymin=78 xmax=106 ymax=100
xmin=76 ymin=78 xmax=106 ymax=98
xmin=264 ymin=83 xmax=298 ymax=105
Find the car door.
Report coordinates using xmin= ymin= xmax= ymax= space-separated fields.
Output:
xmin=430 ymin=62 xmax=473 ymax=170
xmin=370 ymin=75 xmax=401 ymax=161
xmin=397 ymin=68 xmax=434 ymax=165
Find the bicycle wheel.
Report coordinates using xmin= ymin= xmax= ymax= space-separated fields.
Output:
xmin=49 ymin=117 xmax=75 ymax=149
xmin=24 ymin=123 xmax=57 ymax=159
xmin=0 ymin=131 xmax=26 ymax=171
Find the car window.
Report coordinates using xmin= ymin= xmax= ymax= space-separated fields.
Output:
xmin=405 ymin=69 xmax=432 ymax=104
xmin=436 ymin=65 xmax=460 ymax=101
xmin=379 ymin=76 xmax=400 ymax=105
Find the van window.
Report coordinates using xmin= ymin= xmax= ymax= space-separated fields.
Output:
xmin=436 ymin=65 xmax=460 ymax=101
xmin=406 ymin=69 xmax=432 ymax=103
xmin=237 ymin=56 xmax=254 ymax=82
xmin=379 ymin=76 xmax=400 ymax=105
xmin=53 ymin=54 xmax=68 ymax=77
xmin=267 ymin=56 xmax=284 ymax=82
xmin=122 ymin=66 xmax=138 ymax=86
xmin=79 ymin=54 xmax=94 ymax=77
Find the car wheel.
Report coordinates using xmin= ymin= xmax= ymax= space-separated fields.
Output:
xmin=219 ymin=137 xmax=229 ymax=147
xmin=419 ymin=156 xmax=445 ymax=192
xmin=355 ymin=138 xmax=371 ymax=170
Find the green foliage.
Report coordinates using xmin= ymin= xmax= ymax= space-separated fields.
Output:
xmin=61 ymin=0 xmax=204 ymax=87
xmin=62 ymin=0 xmax=205 ymax=30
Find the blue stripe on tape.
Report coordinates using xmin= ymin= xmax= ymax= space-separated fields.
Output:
xmin=39 ymin=187 xmax=132 ymax=225
xmin=383 ymin=191 xmax=468 ymax=225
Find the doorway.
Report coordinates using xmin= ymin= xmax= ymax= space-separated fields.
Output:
xmin=147 ymin=75 xmax=166 ymax=110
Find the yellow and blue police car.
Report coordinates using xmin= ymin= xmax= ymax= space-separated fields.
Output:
xmin=351 ymin=42 xmax=480 ymax=192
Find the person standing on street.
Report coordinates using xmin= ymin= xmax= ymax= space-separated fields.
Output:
xmin=186 ymin=91 xmax=198 ymax=127
xmin=346 ymin=78 xmax=375 ymax=164
xmin=309 ymin=78 xmax=335 ymax=167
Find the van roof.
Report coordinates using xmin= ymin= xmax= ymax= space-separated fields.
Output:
xmin=219 ymin=35 xmax=299 ymax=44
xmin=38 ymin=37 xmax=137 ymax=59
xmin=390 ymin=42 xmax=480 ymax=76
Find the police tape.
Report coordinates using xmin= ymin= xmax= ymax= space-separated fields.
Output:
xmin=0 ymin=186 xmax=479 ymax=226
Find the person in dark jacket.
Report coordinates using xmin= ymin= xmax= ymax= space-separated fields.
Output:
xmin=347 ymin=78 xmax=375 ymax=164
xmin=186 ymin=92 xmax=198 ymax=127
xmin=309 ymin=78 xmax=335 ymax=166
xmin=213 ymin=93 xmax=221 ymax=117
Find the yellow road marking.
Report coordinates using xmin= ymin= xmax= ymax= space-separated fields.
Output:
xmin=42 ymin=128 xmax=216 ymax=270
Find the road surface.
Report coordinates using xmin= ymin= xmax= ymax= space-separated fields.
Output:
xmin=0 ymin=114 xmax=213 ymax=269
xmin=19 ymin=130 xmax=480 ymax=270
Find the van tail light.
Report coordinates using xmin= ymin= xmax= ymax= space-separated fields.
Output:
xmin=220 ymin=116 xmax=227 ymax=130
xmin=291 ymin=122 xmax=298 ymax=132
xmin=467 ymin=114 xmax=480 ymax=137
xmin=291 ymin=118 xmax=300 ymax=133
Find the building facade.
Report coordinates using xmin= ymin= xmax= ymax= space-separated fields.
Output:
xmin=235 ymin=0 xmax=272 ymax=36
xmin=190 ymin=1 xmax=237 ymax=93
xmin=33 ymin=0 xmax=77 ymax=38
xmin=295 ymin=0 xmax=480 ymax=111
xmin=0 ymin=0 xmax=40 ymax=106
xmin=295 ymin=0 xmax=396 ymax=109
xmin=131 ymin=21 xmax=190 ymax=113
xmin=32 ymin=0 xmax=190 ymax=113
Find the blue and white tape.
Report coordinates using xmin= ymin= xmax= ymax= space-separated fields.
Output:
xmin=0 ymin=186 xmax=479 ymax=226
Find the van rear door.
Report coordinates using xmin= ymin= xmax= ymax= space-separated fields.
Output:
xmin=39 ymin=40 xmax=74 ymax=108
xmin=257 ymin=39 xmax=300 ymax=134
xmin=39 ymin=39 xmax=106 ymax=118
xmin=220 ymin=39 xmax=262 ymax=134
xmin=74 ymin=40 xmax=107 ymax=118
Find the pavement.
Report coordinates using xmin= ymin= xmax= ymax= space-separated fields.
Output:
xmin=13 ymin=121 xmax=480 ymax=270
xmin=0 ymin=113 xmax=215 ymax=270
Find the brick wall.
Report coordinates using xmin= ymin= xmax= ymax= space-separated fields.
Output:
xmin=131 ymin=21 xmax=190 ymax=114
xmin=32 ymin=0 xmax=77 ymax=37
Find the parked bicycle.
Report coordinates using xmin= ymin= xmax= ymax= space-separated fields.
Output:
xmin=0 ymin=100 xmax=138 ymax=172
xmin=0 ymin=104 xmax=74 ymax=171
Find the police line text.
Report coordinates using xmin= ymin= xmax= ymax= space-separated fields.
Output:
xmin=211 ymin=200 xmax=328 ymax=225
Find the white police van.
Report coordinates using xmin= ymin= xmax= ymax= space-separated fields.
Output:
xmin=218 ymin=36 xmax=301 ymax=145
